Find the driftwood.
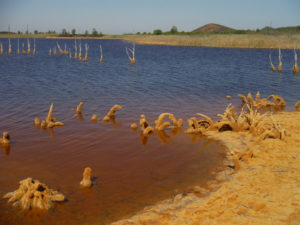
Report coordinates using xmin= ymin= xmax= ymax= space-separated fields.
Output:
xmin=186 ymin=104 xmax=287 ymax=141
xmin=238 ymin=92 xmax=285 ymax=111
xmin=3 ymin=178 xmax=65 ymax=210
xmin=154 ymin=113 xmax=183 ymax=131
xmin=35 ymin=104 xmax=64 ymax=129
xmin=103 ymin=105 xmax=122 ymax=121
xmin=80 ymin=167 xmax=92 ymax=187
xmin=76 ymin=102 xmax=84 ymax=113
xmin=139 ymin=114 xmax=154 ymax=136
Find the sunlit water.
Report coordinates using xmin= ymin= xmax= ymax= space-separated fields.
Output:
xmin=0 ymin=38 xmax=299 ymax=225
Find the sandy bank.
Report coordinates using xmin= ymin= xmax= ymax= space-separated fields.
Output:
xmin=112 ymin=111 xmax=300 ymax=225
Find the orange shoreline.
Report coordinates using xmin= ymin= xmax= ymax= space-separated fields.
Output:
xmin=112 ymin=111 xmax=300 ymax=225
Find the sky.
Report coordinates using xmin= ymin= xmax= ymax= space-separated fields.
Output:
xmin=0 ymin=0 xmax=299 ymax=34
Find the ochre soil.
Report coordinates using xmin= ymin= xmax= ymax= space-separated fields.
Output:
xmin=112 ymin=112 xmax=300 ymax=225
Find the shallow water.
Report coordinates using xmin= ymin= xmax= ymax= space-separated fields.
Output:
xmin=0 ymin=39 xmax=299 ymax=224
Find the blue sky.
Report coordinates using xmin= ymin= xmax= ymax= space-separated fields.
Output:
xmin=0 ymin=0 xmax=299 ymax=34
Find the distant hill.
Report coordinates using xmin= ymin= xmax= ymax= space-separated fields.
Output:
xmin=193 ymin=23 xmax=235 ymax=33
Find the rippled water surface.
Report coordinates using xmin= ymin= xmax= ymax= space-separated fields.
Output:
xmin=0 ymin=38 xmax=299 ymax=225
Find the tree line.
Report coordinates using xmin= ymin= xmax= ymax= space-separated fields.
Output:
xmin=9 ymin=28 xmax=104 ymax=37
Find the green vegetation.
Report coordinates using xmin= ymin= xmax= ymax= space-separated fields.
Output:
xmin=153 ymin=29 xmax=163 ymax=35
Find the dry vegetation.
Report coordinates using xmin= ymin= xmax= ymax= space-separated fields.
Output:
xmin=120 ymin=34 xmax=300 ymax=49
xmin=3 ymin=178 xmax=65 ymax=210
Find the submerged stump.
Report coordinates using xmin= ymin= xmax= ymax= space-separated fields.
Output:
xmin=80 ymin=167 xmax=92 ymax=188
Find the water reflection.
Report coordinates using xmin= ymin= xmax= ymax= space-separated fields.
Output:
xmin=103 ymin=116 xmax=122 ymax=127
xmin=73 ymin=112 xmax=84 ymax=121
xmin=156 ymin=130 xmax=171 ymax=144
xmin=48 ymin=128 xmax=55 ymax=138
xmin=140 ymin=132 xmax=150 ymax=145
xmin=1 ymin=144 xmax=10 ymax=155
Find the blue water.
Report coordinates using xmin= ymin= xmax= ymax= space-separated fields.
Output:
xmin=0 ymin=39 xmax=299 ymax=128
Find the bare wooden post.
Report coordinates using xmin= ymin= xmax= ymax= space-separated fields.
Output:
xmin=74 ymin=39 xmax=78 ymax=59
xmin=22 ymin=42 xmax=26 ymax=54
xmin=79 ymin=42 xmax=82 ymax=61
xmin=46 ymin=104 xmax=54 ymax=122
xmin=57 ymin=42 xmax=63 ymax=54
xmin=125 ymin=43 xmax=136 ymax=64
xmin=27 ymin=39 xmax=31 ymax=55
xmin=33 ymin=39 xmax=36 ymax=56
xmin=293 ymin=49 xmax=299 ymax=74
xmin=17 ymin=39 xmax=20 ymax=54
xmin=84 ymin=43 xmax=89 ymax=61
xmin=99 ymin=44 xmax=103 ymax=63
xmin=278 ymin=48 xmax=282 ymax=72
xmin=64 ymin=43 xmax=67 ymax=54
xmin=269 ymin=54 xmax=276 ymax=72
xmin=8 ymin=38 xmax=12 ymax=55
xmin=0 ymin=42 xmax=3 ymax=55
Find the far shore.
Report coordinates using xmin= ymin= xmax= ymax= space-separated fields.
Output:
xmin=1 ymin=34 xmax=300 ymax=49
xmin=113 ymin=111 xmax=300 ymax=225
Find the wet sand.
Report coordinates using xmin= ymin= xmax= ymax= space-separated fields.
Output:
xmin=112 ymin=111 xmax=300 ymax=225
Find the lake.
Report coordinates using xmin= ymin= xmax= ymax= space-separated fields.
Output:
xmin=0 ymin=38 xmax=299 ymax=225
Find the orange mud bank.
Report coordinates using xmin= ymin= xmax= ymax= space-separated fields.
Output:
xmin=113 ymin=112 xmax=300 ymax=225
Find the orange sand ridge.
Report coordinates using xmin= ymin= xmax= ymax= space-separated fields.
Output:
xmin=112 ymin=111 xmax=300 ymax=225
